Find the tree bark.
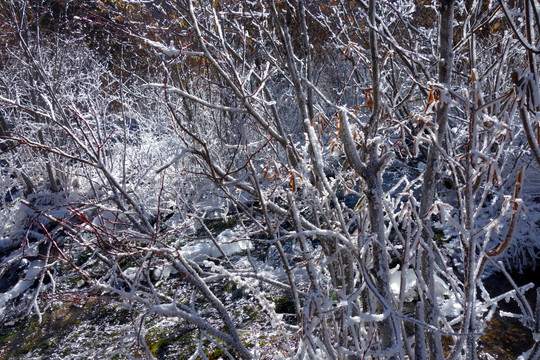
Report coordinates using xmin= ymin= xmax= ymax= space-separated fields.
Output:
xmin=418 ymin=0 xmax=455 ymax=358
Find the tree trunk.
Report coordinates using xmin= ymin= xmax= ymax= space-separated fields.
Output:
xmin=417 ymin=0 xmax=455 ymax=358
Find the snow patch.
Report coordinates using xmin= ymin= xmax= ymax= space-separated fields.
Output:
xmin=389 ymin=267 xmax=460 ymax=316
xmin=389 ymin=267 xmax=417 ymax=302
xmin=182 ymin=229 xmax=253 ymax=260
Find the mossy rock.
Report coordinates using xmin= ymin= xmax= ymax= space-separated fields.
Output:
xmin=203 ymin=216 xmax=238 ymax=235
xmin=478 ymin=315 xmax=534 ymax=359
xmin=273 ymin=295 xmax=295 ymax=315
xmin=146 ymin=326 xmax=197 ymax=359
xmin=0 ymin=303 xmax=87 ymax=359
xmin=150 ymin=338 xmax=174 ymax=359
xmin=0 ymin=296 xmax=128 ymax=360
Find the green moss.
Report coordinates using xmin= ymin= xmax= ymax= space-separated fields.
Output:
xmin=273 ymin=295 xmax=295 ymax=314
xmin=0 ymin=326 xmax=20 ymax=347
xmin=118 ymin=256 xmax=138 ymax=270
xmin=224 ymin=280 xmax=237 ymax=292
xmin=146 ymin=326 xmax=198 ymax=359
xmin=433 ymin=227 xmax=447 ymax=245
xmin=328 ymin=290 xmax=338 ymax=301
xmin=0 ymin=315 xmax=60 ymax=359
xmin=203 ymin=216 xmax=237 ymax=235
xmin=206 ymin=345 xmax=225 ymax=359
xmin=149 ymin=338 xmax=173 ymax=359
xmin=241 ymin=304 xmax=262 ymax=322
xmin=0 ymin=297 xmax=122 ymax=360
xmin=65 ymin=274 xmax=86 ymax=287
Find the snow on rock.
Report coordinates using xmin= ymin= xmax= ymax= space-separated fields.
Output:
xmin=0 ymin=259 xmax=44 ymax=317
xmin=389 ymin=267 xmax=418 ymax=302
xmin=389 ymin=267 xmax=461 ymax=316
xmin=122 ymin=267 xmax=139 ymax=281
xmin=181 ymin=229 xmax=252 ymax=261
xmin=151 ymin=264 xmax=175 ymax=282
xmin=151 ymin=229 xmax=253 ymax=281
xmin=0 ymin=238 xmax=14 ymax=250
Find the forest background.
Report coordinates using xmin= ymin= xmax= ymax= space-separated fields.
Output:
xmin=1 ymin=0 xmax=540 ymax=359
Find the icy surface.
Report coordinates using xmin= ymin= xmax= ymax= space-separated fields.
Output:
xmin=0 ymin=260 xmax=44 ymax=317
